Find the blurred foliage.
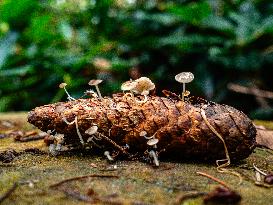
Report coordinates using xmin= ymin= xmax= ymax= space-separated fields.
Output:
xmin=0 ymin=0 xmax=273 ymax=119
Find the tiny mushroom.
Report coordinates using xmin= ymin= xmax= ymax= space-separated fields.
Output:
xmin=104 ymin=151 xmax=114 ymax=161
xmin=175 ymin=72 xmax=194 ymax=101
xmin=59 ymin=83 xmax=75 ymax=101
xmin=121 ymin=80 xmax=137 ymax=92
xmin=85 ymin=125 xmax=98 ymax=135
xmin=132 ymin=77 xmax=155 ymax=103
xmin=84 ymin=89 xmax=98 ymax=98
xmin=88 ymin=79 xmax=103 ymax=99
xmin=147 ymin=138 xmax=159 ymax=147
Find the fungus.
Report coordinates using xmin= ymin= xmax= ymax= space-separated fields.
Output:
xmin=85 ymin=125 xmax=98 ymax=135
xmin=59 ymin=83 xmax=75 ymax=101
xmin=121 ymin=80 xmax=137 ymax=92
xmin=62 ymin=116 xmax=85 ymax=145
xmin=132 ymin=77 xmax=155 ymax=104
xmin=121 ymin=80 xmax=137 ymax=101
xmin=84 ymin=89 xmax=98 ymax=98
xmin=175 ymin=72 xmax=194 ymax=101
xmin=85 ymin=125 xmax=101 ymax=148
xmin=88 ymin=79 xmax=103 ymax=99
xmin=104 ymin=151 xmax=114 ymax=161
xmin=147 ymin=138 xmax=159 ymax=147
xmin=149 ymin=150 xmax=159 ymax=167
xmin=132 ymin=77 xmax=155 ymax=95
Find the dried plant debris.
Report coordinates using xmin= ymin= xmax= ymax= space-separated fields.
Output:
xmin=27 ymin=76 xmax=256 ymax=164
xmin=0 ymin=182 xmax=18 ymax=203
xmin=0 ymin=149 xmax=19 ymax=163
xmin=255 ymin=126 xmax=273 ymax=150
xmin=253 ymin=164 xmax=273 ymax=186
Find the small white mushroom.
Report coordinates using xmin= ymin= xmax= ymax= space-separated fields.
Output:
xmin=139 ymin=131 xmax=147 ymax=137
xmin=88 ymin=79 xmax=103 ymax=99
xmin=85 ymin=125 xmax=98 ymax=135
xmin=175 ymin=72 xmax=194 ymax=101
xmin=84 ymin=89 xmax=98 ymax=98
xmin=121 ymin=80 xmax=137 ymax=92
xmin=132 ymin=77 xmax=155 ymax=104
xmin=59 ymin=83 xmax=75 ymax=101
xmin=149 ymin=150 xmax=159 ymax=167
xmin=104 ymin=151 xmax=114 ymax=161
xmin=147 ymin=138 xmax=159 ymax=146
xmin=132 ymin=77 xmax=155 ymax=95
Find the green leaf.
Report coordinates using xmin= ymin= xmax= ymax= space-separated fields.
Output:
xmin=0 ymin=65 xmax=33 ymax=77
xmin=167 ymin=1 xmax=212 ymax=25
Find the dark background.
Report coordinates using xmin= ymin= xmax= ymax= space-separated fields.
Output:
xmin=0 ymin=0 xmax=272 ymax=119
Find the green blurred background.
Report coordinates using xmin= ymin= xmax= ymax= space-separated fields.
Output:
xmin=0 ymin=0 xmax=272 ymax=119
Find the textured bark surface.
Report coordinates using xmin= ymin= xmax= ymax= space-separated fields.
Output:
xmin=27 ymin=93 xmax=256 ymax=161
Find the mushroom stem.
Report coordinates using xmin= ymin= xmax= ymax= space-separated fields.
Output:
xmin=182 ymin=83 xmax=185 ymax=102
xmin=149 ymin=150 xmax=159 ymax=167
xmin=104 ymin=151 xmax=114 ymax=161
xmin=95 ymin=85 xmax=102 ymax=99
xmin=75 ymin=116 xmax=85 ymax=145
xmin=135 ymin=95 xmax=148 ymax=104
xmin=253 ymin=164 xmax=268 ymax=176
xmin=64 ymin=87 xmax=75 ymax=101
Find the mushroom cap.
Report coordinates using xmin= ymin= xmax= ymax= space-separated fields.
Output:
xmin=132 ymin=77 xmax=155 ymax=95
xmin=139 ymin=131 xmax=147 ymax=137
xmin=85 ymin=125 xmax=98 ymax=135
xmin=147 ymin=138 xmax=159 ymax=146
xmin=175 ymin=72 xmax=194 ymax=83
xmin=88 ymin=79 xmax=103 ymax=86
xmin=121 ymin=80 xmax=137 ymax=91
xmin=59 ymin=83 xmax=67 ymax=88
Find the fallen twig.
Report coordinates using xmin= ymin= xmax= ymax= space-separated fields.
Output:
xmin=0 ymin=182 xmax=18 ymax=203
xmin=196 ymin=171 xmax=230 ymax=189
xmin=50 ymin=174 xmax=119 ymax=188
xmin=227 ymin=83 xmax=273 ymax=99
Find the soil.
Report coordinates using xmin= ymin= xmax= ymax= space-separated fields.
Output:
xmin=0 ymin=112 xmax=272 ymax=205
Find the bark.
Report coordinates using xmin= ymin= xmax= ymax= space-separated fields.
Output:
xmin=27 ymin=93 xmax=256 ymax=161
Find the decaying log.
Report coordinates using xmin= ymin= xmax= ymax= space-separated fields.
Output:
xmin=27 ymin=93 xmax=256 ymax=161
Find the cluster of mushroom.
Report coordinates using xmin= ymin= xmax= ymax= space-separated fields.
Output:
xmin=121 ymin=77 xmax=155 ymax=104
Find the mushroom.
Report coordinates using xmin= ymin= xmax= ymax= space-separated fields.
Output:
xmin=85 ymin=125 xmax=98 ymax=135
xmin=121 ymin=80 xmax=137 ymax=92
xmin=121 ymin=80 xmax=137 ymax=99
xmin=59 ymin=83 xmax=75 ymax=101
xmin=149 ymin=150 xmax=159 ymax=167
xmin=88 ymin=79 xmax=103 ymax=99
xmin=147 ymin=138 xmax=159 ymax=147
xmin=132 ymin=77 xmax=155 ymax=95
xmin=175 ymin=72 xmax=194 ymax=101
xmin=132 ymin=77 xmax=155 ymax=104
xmin=104 ymin=151 xmax=114 ymax=161
xmin=84 ymin=89 xmax=98 ymax=98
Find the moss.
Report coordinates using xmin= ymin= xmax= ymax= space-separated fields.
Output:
xmin=0 ymin=113 xmax=273 ymax=204
xmin=254 ymin=120 xmax=273 ymax=130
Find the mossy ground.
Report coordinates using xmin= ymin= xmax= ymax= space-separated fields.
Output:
xmin=0 ymin=113 xmax=273 ymax=205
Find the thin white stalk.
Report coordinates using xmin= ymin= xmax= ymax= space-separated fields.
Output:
xmin=182 ymin=83 xmax=185 ymax=101
xmin=63 ymin=87 xmax=75 ymax=101
xmin=95 ymin=85 xmax=102 ymax=99
xmin=149 ymin=150 xmax=159 ymax=167
xmin=75 ymin=116 xmax=85 ymax=145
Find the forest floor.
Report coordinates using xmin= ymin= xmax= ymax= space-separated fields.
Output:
xmin=0 ymin=112 xmax=273 ymax=205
